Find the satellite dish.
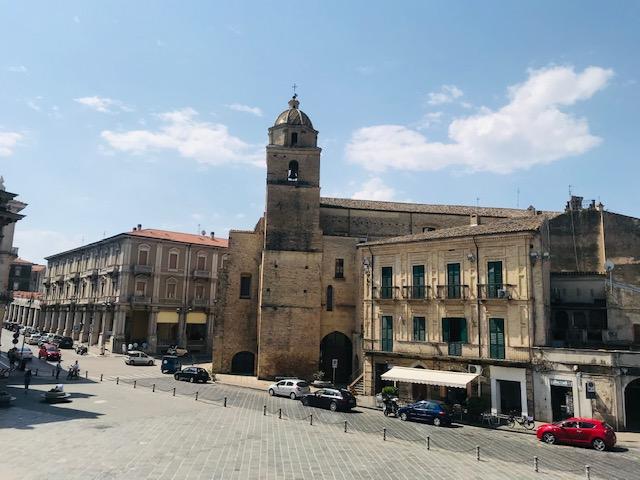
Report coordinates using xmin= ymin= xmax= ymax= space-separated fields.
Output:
xmin=605 ymin=260 xmax=615 ymax=272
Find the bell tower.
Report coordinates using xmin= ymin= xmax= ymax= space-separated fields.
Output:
xmin=258 ymin=96 xmax=324 ymax=379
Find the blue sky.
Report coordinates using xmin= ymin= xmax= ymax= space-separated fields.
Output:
xmin=1 ymin=1 xmax=638 ymax=263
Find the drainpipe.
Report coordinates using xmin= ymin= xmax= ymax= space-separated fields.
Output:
xmin=473 ymin=237 xmax=481 ymax=359
xmin=368 ymin=246 xmax=375 ymax=393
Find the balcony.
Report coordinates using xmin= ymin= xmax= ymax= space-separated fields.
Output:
xmin=192 ymin=269 xmax=210 ymax=280
xmin=436 ymin=284 xmax=470 ymax=300
xmin=81 ymin=269 xmax=99 ymax=278
xmin=65 ymin=273 xmax=80 ymax=282
xmin=448 ymin=342 xmax=463 ymax=356
xmin=133 ymin=264 xmax=153 ymax=275
xmin=191 ymin=298 xmax=209 ymax=307
xmin=55 ymin=275 xmax=65 ymax=284
xmin=478 ymin=283 xmax=516 ymax=301
xmin=99 ymin=265 xmax=120 ymax=276
xmin=372 ymin=286 xmax=400 ymax=301
xmin=130 ymin=295 xmax=152 ymax=306
xmin=401 ymin=285 xmax=431 ymax=300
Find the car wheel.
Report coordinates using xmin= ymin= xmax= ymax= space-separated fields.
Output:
xmin=268 ymin=389 xmax=275 ymax=396
xmin=289 ymin=392 xmax=297 ymax=400
xmin=400 ymin=412 xmax=408 ymax=421
xmin=329 ymin=401 xmax=338 ymax=412
xmin=174 ymin=374 xmax=180 ymax=381
xmin=302 ymin=397 xmax=309 ymax=406
xmin=189 ymin=377 xmax=194 ymax=383
xmin=542 ymin=433 xmax=556 ymax=445
xmin=592 ymin=438 xmax=606 ymax=451
xmin=433 ymin=417 xmax=442 ymax=427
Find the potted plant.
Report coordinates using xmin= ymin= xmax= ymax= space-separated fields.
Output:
xmin=312 ymin=370 xmax=330 ymax=387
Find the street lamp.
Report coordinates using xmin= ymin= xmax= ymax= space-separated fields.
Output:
xmin=100 ymin=300 xmax=114 ymax=355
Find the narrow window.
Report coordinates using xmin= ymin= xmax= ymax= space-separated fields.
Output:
xmin=381 ymin=316 xmax=393 ymax=351
xmin=195 ymin=284 xmax=205 ymax=300
xmin=326 ymin=285 xmax=333 ymax=311
xmin=443 ymin=317 xmax=467 ymax=356
xmin=138 ymin=248 xmax=149 ymax=266
xmin=240 ymin=274 xmax=251 ymax=299
xmin=166 ymin=281 xmax=176 ymax=299
xmin=381 ymin=267 xmax=393 ymax=299
xmin=489 ymin=318 xmax=505 ymax=359
xmin=169 ymin=251 xmax=179 ymax=270
xmin=334 ymin=258 xmax=344 ymax=279
xmin=135 ymin=280 xmax=146 ymax=296
xmin=287 ymin=160 xmax=299 ymax=182
xmin=447 ymin=263 xmax=461 ymax=299
xmin=197 ymin=254 xmax=207 ymax=271
xmin=413 ymin=316 xmax=426 ymax=341
xmin=412 ymin=265 xmax=425 ymax=298
xmin=291 ymin=132 xmax=298 ymax=146
xmin=487 ymin=261 xmax=503 ymax=298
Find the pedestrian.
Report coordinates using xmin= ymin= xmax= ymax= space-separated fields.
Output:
xmin=24 ymin=368 xmax=32 ymax=393
xmin=55 ymin=360 xmax=62 ymax=380
xmin=121 ymin=343 xmax=127 ymax=355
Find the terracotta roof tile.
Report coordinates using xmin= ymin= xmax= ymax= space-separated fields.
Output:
xmin=12 ymin=291 xmax=42 ymax=300
xmin=12 ymin=258 xmax=34 ymax=265
xmin=128 ymin=229 xmax=228 ymax=248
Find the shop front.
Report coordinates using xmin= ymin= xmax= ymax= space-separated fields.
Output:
xmin=156 ymin=311 xmax=179 ymax=353
xmin=186 ymin=311 xmax=208 ymax=353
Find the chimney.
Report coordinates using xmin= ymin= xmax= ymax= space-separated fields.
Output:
xmin=132 ymin=226 xmax=137 ymax=231
xmin=565 ymin=196 xmax=583 ymax=212
xmin=137 ymin=223 xmax=142 ymax=230
xmin=201 ymin=230 xmax=206 ymax=236
xmin=210 ymin=231 xmax=215 ymax=239
xmin=470 ymin=214 xmax=480 ymax=226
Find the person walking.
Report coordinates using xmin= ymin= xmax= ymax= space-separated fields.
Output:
xmin=24 ymin=368 xmax=32 ymax=393
xmin=55 ymin=360 xmax=62 ymax=380
xmin=121 ymin=343 xmax=127 ymax=355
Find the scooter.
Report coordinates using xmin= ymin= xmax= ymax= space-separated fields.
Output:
xmin=383 ymin=397 xmax=400 ymax=417
xmin=75 ymin=345 xmax=88 ymax=355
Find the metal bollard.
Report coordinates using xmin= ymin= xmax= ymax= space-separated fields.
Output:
xmin=52 ymin=369 xmax=54 ymax=377
xmin=310 ymin=414 xmax=313 ymax=426
xmin=344 ymin=421 xmax=348 ymax=433
xmin=116 ymin=376 xmax=119 ymax=385
xmin=173 ymin=387 xmax=176 ymax=397
xmin=224 ymin=396 xmax=227 ymax=407
xmin=278 ymin=408 xmax=282 ymax=419
xmin=476 ymin=445 xmax=480 ymax=461
xmin=152 ymin=384 xmax=156 ymax=392
xmin=585 ymin=465 xmax=590 ymax=480
xmin=85 ymin=370 xmax=88 ymax=379
xmin=100 ymin=374 xmax=103 ymax=382
xmin=134 ymin=380 xmax=136 ymax=389
xmin=35 ymin=369 xmax=38 ymax=376
xmin=533 ymin=456 xmax=538 ymax=473
xmin=383 ymin=428 xmax=387 ymax=441
xmin=195 ymin=391 xmax=199 ymax=401
xmin=263 ymin=405 xmax=266 ymax=416
xmin=426 ymin=436 xmax=430 ymax=450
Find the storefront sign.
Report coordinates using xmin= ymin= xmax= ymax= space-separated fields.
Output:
xmin=550 ymin=378 xmax=572 ymax=388
xmin=586 ymin=381 xmax=596 ymax=399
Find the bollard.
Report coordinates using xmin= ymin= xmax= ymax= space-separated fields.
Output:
xmin=173 ymin=387 xmax=176 ymax=397
xmin=310 ymin=414 xmax=313 ymax=426
xmin=100 ymin=374 xmax=103 ymax=382
xmin=134 ymin=380 xmax=136 ymax=389
xmin=116 ymin=376 xmax=119 ymax=385
xmin=476 ymin=445 xmax=480 ymax=461
xmin=533 ymin=456 xmax=538 ymax=473
xmin=52 ymin=369 xmax=54 ymax=377
xmin=195 ymin=391 xmax=199 ymax=401
xmin=344 ymin=421 xmax=348 ymax=433
xmin=383 ymin=428 xmax=387 ymax=441
xmin=585 ymin=465 xmax=590 ymax=480
xmin=85 ymin=370 xmax=88 ymax=379
xmin=224 ymin=396 xmax=227 ymax=407
xmin=426 ymin=436 xmax=430 ymax=451
xmin=263 ymin=405 xmax=266 ymax=416
xmin=152 ymin=384 xmax=155 ymax=393
xmin=278 ymin=408 xmax=282 ymax=419
xmin=35 ymin=369 xmax=38 ymax=376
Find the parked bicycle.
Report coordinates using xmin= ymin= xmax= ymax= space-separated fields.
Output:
xmin=507 ymin=412 xmax=535 ymax=430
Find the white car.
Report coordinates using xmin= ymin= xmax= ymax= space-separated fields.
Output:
xmin=27 ymin=334 xmax=42 ymax=345
xmin=124 ymin=351 xmax=155 ymax=366
xmin=268 ymin=379 xmax=311 ymax=399
xmin=14 ymin=346 xmax=33 ymax=361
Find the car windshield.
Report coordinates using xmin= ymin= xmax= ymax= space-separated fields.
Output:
xmin=297 ymin=382 xmax=309 ymax=387
xmin=47 ymin=346 xmax=58 ymax=351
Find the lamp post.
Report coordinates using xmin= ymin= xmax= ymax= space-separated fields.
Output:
xmin=100 ymin=300 xmax=114 ymax=355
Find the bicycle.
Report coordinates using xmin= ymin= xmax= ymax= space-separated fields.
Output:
xmin=507 ymin=413 xmax=535 ymax=430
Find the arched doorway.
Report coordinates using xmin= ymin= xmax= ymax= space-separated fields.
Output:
xmin=625 ymin=378 xmax=640 ymax=431
xmin=231 ymin=351 xmax=255 ymax=375
xmin=319 ymin=331 xmax=352 ymax=385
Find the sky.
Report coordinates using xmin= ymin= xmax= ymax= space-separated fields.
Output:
xmin=1 ymin=1 xmax=639 ymax=264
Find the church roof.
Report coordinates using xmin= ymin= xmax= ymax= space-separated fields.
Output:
xmin=274 ymin=95 xmax=314 ymax=129
xmin=361 ymin=215 xmax=550 ymax=247
xmin=320 ymin=197 xmax=547 ymax=218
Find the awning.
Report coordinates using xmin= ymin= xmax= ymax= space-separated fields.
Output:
xmin=381 ymin=366 xmax=479 ymax=389
xmin=157 ymin=312 xmax=179 ymax=324
xmin=186 ymin=312 xmax=207 ymax=324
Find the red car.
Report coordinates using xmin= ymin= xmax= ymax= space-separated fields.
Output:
xmin=38 ymin=343 xmax=61 ymax=361
xmin=537 ymin=417 xmax=616 ymax=451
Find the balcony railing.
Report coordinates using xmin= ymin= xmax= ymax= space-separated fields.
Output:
xmin=402 ymin=285 xmax=431 ymax=300
xmin=130 ymin=295 xmax=152 ymax=305
xmin=478 ymin=283 xmax=515 ymax=300
xmin=133 ymin=264 xmax=153 ymax=275
xmin=191 ymin=298 xmax=208 ymax=307
xmin=448 ymin=342 xmax=463 ymax=356
xmin=192 ymin=269 xmax=210 ymax=279
xmin=436 ymin=284 xmax=470 ymax=300
xmin=81 ymin=269 xmax=99 ymax=278
xmin=372 ymin=286 xmax=400 ymax=300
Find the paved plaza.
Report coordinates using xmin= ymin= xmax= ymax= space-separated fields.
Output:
xmin=1 ymin=333 xmax=640 ymax=480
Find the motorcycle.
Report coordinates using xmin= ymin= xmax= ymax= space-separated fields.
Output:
xmin=382 ymin=397 xmax=400 ymax=417
xmin=67 ymin=366 xmax=80 ymax=380
xmin=75 ymin=345 xmax=88 ymax=355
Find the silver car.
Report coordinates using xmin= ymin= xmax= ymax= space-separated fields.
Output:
xmin=124 ymin=351 xmax=154 ymax=366
xmin=268 ymin=379 xmax=310 ymax=399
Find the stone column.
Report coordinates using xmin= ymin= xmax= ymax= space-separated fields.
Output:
xmin=18 ymin=305 xmax=24 ymax=325
xmin=79 ymin=309 xmax=89 ymax=343
xmin=109 ymin=308 xmax=126 ymax=354
xmin=35 ymin=309 xmax=44 ymax=330
xmin=177 ymin=310 xmax=187 ymax=349
xmin=71 ymin=309 xmax=82 ymax=341
xmin=206 ymin=311 xmax=215 ymax=355
xmin=63 ymin=308 xmax=74 ymax=336
xmin=88 ymin=309 xmax=100 ymax=346
xmin=51 ymin=310 xmax=60 ymax=333
xmin=27 ymin=307 xmax=35 ymax=327
xmin=147 ymin=309 xmax=158 ymax=354
xmin=43 ymin=309 xmax=52 ymax=331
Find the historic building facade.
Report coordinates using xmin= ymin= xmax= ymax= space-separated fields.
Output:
xmin=0 ymin=179 xmax=26 ymax=317
xmin=37 ymin=227 xmax=226 ymax=354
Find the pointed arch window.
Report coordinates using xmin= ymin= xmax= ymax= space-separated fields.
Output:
xmin=287 ymin=160 xmax=299 ymax=182
xmin=326 ymin=285 xmax=334 ymax=311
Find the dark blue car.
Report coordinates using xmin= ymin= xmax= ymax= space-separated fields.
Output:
xmin=397 ymin=400 xmax=452 ymax=426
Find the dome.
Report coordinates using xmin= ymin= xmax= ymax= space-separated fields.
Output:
xmin=274 ymin=95 xmax=314 ymax=129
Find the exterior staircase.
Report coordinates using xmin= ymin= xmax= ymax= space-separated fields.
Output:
xmin=348 ymin=372 xmax=364 ymax=396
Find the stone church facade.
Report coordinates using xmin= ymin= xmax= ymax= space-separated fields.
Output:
xmin=212 ymin=97 xmax=542 ymax=381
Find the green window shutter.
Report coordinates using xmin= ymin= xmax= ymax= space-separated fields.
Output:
xmin=460 ymin=318 xmax=468 ymax=343
xmin=442 ymin=318 xmax=450 ymax=342
xmin=489 ymin=318 xmax=505 ymax=359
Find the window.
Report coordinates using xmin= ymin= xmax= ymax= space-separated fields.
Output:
xmin=135 ymin=280 xmax=146 ymax=297
xmin=100 ymin=281 xmax=105 ymax=296
xmin=138 ymin=247 xmax=149 ymax=266
xmin=291 ymin=132 xmax=298 ymax=146
xmin=240 ymin=274 xmax=251 ymax=298
xmin=381 ymin=316 xmax=393 ymax=351
xmin=166 ymin=281 xmax=177 ymax=299
xmin=168 ymin=250 xmax=179 ymax=270
xmin=196 ymin=254 xmax=207 ymax=271
xmin=413 ymin=316 xmax=426 ymax=341
xmin=14 ymin=266 xmax=21 ymax=276
xmin=412 ymin=265 xmax=425 ymax=298
xmin=489 ymin=318 xmax=505 ymax=359
xmin=579 ymin=422 xmax=596 ymax=429
xmin=195 ymin=284 xmax=205 ymax=300
xmin=442 ymin=317 xmax=467 ymax=355
xmin=487 ymin=261 xmax=503 ymax=298
xmin=381 ymin=267 xmax=393 ymax=299
xmin=326 ymin=285 xmax=333 ymax=311
xmin=335 ymin=258 xmax=344 ymax=279
xmin=287 ymin=160 xmax=299 ymax=181
xmin=447 ymin=263 xmax=461 ymax=299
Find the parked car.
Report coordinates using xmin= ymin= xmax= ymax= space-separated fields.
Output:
xmin=174 ymin=367 xmax=210 ymax=383
xmin=27 ymin=333 xmax=42 ymax=345
xmin=58 ymin=337 xmax=74 ymax=349
xmin=124 ymin=351 xmax=155 ymax=366
xmin=537 ymin=417 xmax=616 ymax=451
xmin=300 ymin=388 xmax=356 ymax=412
xmin=12 ymin=346 xmax=33 ymax=361
xmin=161 ymin=355 xmax=182 ymax=374
xmin=397 ymin=400 xmax=452 ymax=427
xmin=268 ymin=379 xmax=310 ymax=399
xmin=50 ymin=335 xmax=64 ymax=346
xmin=38 ymin=334 xmax=53 ymax=346
xmin=38 ymin=343 xmax=61 ymax=361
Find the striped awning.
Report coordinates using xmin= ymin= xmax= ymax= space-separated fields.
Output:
xmin=381 ymin=366 xmax=478 ymax=389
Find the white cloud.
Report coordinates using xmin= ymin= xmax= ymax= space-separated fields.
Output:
xmin=14 ymin=229 xmax=84 ymax=264
xmin=347 ymin=66 xmax=613 ymax=174
xmin=101 ymin=108 xmax=263 ymax=167
xmin=226 ymin=103 xmax=263 ymax=117
xmin=7 ymin=65 xmax=27 ymax=73
xmin=427 ymin=84 xmax=464 ymax=105
xmin=74 ymin=96 xmax=132 ymax=113
xmin=352 ymin=177 xmax=396 ymax=201
xmin=415 ymin=111 xmax=443 ymax=130
xmin=0 ymin=131 xmax=22 ymax=157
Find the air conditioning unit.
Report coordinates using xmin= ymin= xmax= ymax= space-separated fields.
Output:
xmin=468 ymin=364 xmax=482 ymax=375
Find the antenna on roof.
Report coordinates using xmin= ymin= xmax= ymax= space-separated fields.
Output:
xmin=516 ymin=187 xmax=520 ymax=208
xmin=197 ymin=223 xmax=201 ymax=234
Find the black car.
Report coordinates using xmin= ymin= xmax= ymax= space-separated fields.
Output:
xmin=397 ymin=400 xmax=452 ymax=426
xmin=300 ymin=388 xmax=356 ymax=412
xmin=174 ymin=367 xmax=210 ymax=383
xmin=161 ymin=355 xmax=182 ymax=374
xmin=57 ymin=337 xmax=74 ymax=349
